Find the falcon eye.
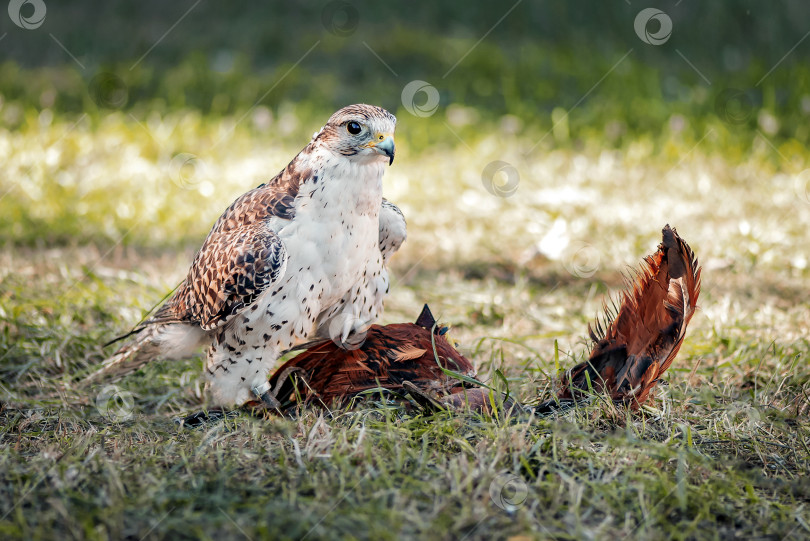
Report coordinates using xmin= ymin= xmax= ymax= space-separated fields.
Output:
xmin=346 ymin=121 xmax=362 ymax=135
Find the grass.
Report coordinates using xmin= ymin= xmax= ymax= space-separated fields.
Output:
xmin=1 ymin=105 xmax=810 ymax=540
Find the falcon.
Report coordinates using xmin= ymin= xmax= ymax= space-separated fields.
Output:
xmin=96 ymin=104 xmax=406 ymax=408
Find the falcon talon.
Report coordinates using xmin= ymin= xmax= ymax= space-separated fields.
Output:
xmin=258 ymin=392 xmax=281 ymax=409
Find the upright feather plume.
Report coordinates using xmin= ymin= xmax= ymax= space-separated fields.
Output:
xmin=553 ymin=225 xmax=701 ymax=410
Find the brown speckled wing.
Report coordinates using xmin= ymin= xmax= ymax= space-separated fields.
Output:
xmin=151 ymin=167 xmax=308 ymax=329
xmin=158 ymin=224 xmax=287 ymax=330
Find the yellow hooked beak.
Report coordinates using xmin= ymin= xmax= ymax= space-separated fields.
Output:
xmin=369 ymin=134 xmax=395 ymax=165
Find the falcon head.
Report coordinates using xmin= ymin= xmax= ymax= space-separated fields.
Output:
xmin=314 ymin=104 xmax=397 ymax=165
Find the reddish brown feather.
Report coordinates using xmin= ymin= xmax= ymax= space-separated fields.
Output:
xmin=557 ymin=225 xmax=701 ymax=409
xmin=266 ymin=307 xmax=477 ymax=411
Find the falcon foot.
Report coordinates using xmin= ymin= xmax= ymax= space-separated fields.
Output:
xmin=533 ymin=397 xmax=580 ymax=416
xmin=252 ymin=381 xmax=281 ymax=409
xmin=402 ymin=381 xmax=447 ymax=414
xmin=250 ymin=366 xmax=306 ymax=413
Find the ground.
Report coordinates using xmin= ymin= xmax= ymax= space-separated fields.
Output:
xmin=1 ymin=108 xmax=809 ymax=540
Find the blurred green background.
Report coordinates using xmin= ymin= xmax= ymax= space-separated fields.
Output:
xmin=2 ymin=0 xmax=809 ymax=248
xmin=2 ymin=0 xmax=809 ymax=121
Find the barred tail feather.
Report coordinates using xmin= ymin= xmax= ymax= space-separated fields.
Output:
xmin=91 ymin=323 xmax=207 ymax=381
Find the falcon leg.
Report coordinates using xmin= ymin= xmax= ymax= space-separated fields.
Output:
xmin=321 ymin=271 xmax=387 ymax=350
xmin=252 ymin=381 xmax=281 ymax=409
xmin=205 ymin=340 xmax=282 ymax=407
xmin=250 ymin=365 xmax=306 ymax=411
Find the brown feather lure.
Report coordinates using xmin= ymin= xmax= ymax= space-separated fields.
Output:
xmin=263 ymin=305 xmax=492 ymax=412
xmin=552 ymin=224 xmax=701 ymax=410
